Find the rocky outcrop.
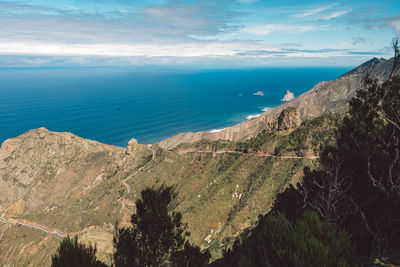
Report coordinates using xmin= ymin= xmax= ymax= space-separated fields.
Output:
xmin=158 ymin=57 xmax=396 ymax=149
xmin=126 ymin=138 xmax=146 ymax=155
xmin=282 ymin=90 xmax=295 ymax=102
xmin=277 ymin=107 xmax=301 ymax=131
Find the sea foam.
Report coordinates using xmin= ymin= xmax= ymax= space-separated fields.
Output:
xmin=209 ymin=128 xmax=226 ymax=133
xmin=246 ymin=107 xmax=271 ymax=120
xmin=246 ymin=114 xmax=261 ymax=120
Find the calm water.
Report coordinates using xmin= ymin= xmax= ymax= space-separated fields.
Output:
xmin=0 ymin=66 xmax=350 ymax=146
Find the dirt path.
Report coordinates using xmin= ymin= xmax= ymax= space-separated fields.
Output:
xmin=177 ymin=149 xmax=319 ymax=159
xmin=121 ymin=146 xmax=155 ymax=194
xmin=0 ymin=146 xmax=316 ymax=239
xmin=0 ymin=217 xmax=111 ymax=238
xmin=0 ymin=161 xmax=149 ymax=238
xmin=121 ymin=166 xmax=145 ymax=193
xmin=147 ymin=144 xmax=156 ymax=160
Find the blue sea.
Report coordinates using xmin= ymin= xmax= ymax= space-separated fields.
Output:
xmin=0 ymin=66 xmax=350 ymax=147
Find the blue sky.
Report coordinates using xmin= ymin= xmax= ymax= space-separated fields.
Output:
xmin=0 ymin=0 xmax=399 ymax=66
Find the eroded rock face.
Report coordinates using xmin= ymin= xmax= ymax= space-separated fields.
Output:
xmin=277 ymin=107 xmax=302 ymax=131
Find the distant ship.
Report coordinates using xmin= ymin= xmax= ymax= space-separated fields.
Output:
xmin=253 ymin=91 xmax=264 ymax=96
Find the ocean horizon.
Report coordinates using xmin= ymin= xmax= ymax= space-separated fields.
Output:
xmin=0 ymin=66 xmax=350 ymax=147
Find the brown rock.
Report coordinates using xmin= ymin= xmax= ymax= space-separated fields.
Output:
xmin=277 ymin=107 xmax=301 ymax=131
xmin=126 ymin=138 xmax=143 ymax=155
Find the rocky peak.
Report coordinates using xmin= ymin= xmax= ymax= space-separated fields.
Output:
xmin=277 ymin=107 xmax=301 ymax=132
xmin=0 ymin=128 xmax=123 ymax=211
xmin=282 ymin=90 xmax=295 ymax=101
xmin=126 ymin=138 xmax=146 ymax=155
xmin=341 ymin=58 xmax=383 ymax=77
xmin=341 ymin=57 xmax=397 ymax=80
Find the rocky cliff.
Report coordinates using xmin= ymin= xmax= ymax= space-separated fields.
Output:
xmin=158 ymin=57 xmax=396 ymax=149
xmin=277 ymin=107 xmax=301 ymax=131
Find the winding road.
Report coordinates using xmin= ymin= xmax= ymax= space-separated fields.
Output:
xmin=0 ymin=145 xmax=317 ymax=239
xmin=122 ymin=166 xmax=145 ymax=193
xmin=121 ymin=145 xmax=155 ymax=194
xmin=177 ymin=149 xmax=319 ymax=159
xmin=0 ymin=217 xmax=112 ymax=238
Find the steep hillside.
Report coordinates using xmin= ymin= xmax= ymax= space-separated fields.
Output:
xmin=0 ymin=128 xmax=152 ymax=265
xmin=0 ymin=108 xmax=342 ymax=266
xmin=159 ymin=57 xmax=396 ymax=149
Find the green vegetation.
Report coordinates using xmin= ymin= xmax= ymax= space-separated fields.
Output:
xmin=51 ymin=236 xmax=107 ymax=267
xmin=217 ymin=42 xmax=400 ymax=266
xmin=113 ymin=185 xmax=210 ymax=266
xmin=284 ymin=106 xmax=296 ymax=113
xmin=218 ymin=211 xmax=357 ymax=267
xmin=300 ymin=44 xmax=400 ymax=264
xmin=52 ymin=186 xmax=210 ymax=267
xmin=211 ymin=40 xmax=400 ymax=267
xmin=236 ymin=112 xmax=344 ymax=155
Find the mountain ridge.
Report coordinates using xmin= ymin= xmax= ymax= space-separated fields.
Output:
xmin=158 ymin=57 xmax=395 ymax=149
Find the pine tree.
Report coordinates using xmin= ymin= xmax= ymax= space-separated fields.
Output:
xmin=113 ymin=185 xmax=210 ymax=267
xmin=51 ymin=236 xmax=107 ymax=267
xmin=218 ymin=211 xmax=357 ymax=267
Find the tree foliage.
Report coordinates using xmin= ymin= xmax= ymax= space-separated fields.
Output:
xmin=301 ymin=40 xmax=400 ymax=263
xmin=218 ymin=211 xmax=357 ymax=267
xmin=219 ymin=40 xmax=400 ymax=266
xmin=51 ymin=236 xmax=107 ymax=267
xmin=113 ymin=185 xmax=210 ymax=267
xmin=269 ymin=184 xmax=305 ymax=224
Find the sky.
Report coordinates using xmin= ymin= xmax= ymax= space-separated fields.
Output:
xmin=0 ymin=0 xmax=399 ymax=67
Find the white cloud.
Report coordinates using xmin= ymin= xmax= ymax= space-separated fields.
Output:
xmin=294 ymin=3 xmax=337 ymax=18
xmin=0 ymin=41 xmax=388 ymax=67
xmin=0 ymin=1 xmax=394 ymax=66
xmin=320 ymin=10 xmax=349 ymax=20
xmin=0 ymin=41 xmax=260 ymax=57
xmin=236 ymin=0 xmax=259 ymax=4
xmin=242 ymin=24 xmax=314 ymax=35
xmin=64 ymin=6 xmax=79 ymax=11
xmin=391 ymin=20 xmax=400 ymax=32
